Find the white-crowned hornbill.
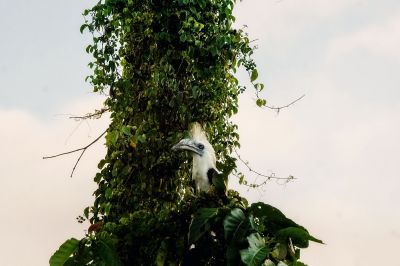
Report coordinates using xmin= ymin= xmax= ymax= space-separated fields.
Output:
xmin=172 ymin=123 xmax=221 ymax=193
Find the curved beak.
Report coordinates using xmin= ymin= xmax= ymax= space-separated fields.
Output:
xmin=172 ymin=138 xmax=203 ymax=156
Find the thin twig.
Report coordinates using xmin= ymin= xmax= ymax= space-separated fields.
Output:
xmin=234 ymin=150 xmax=295 ymax=187
xmin=43 ymin=129 xmax=107 ymax=177
xmin=69 ymin=108 xmax=110 ymax=121
xmin=265 ymin=94 xmax=305 ymax=113
xmin=249 ymin=38 xmax=259 ymax=43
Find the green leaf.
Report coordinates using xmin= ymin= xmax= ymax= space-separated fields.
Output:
xmin=49 ymin=238 xmax=79 ymax=266
xmin=250 ymin=69 xmax=258 ymax=82
xmin=80 ymin=24 xmax=87 ymax=33
xmin=249 ymin=202 xmax=300 ymax=234
xmin=254 ymin=83 xmax=264 ymax=91
xmin=240 ymin=233 xmax=269 ymax=266
xmin=276 ymin=227 xmax=323 ymax=248
xmin=105 ymin=188 xmax=113 ymax=199
xmin=83 ymin=207 xmax=89 ymax=219
xmin=156 ymin=240 xmax=168 ymax=266
xmin=211 ymin=170 xmax=227 ymax=194
xmin=256 ymin=98 xmax=266 ymax=107
xmin=189 ymin=208 xmax=219 ymax=243
xmin=97 ymin=240 xmax=122 ymax=266
xmin=223 ymin=208 xmax=250 ymax=243
xmin=97 ymin=159 xmax=106 ymax=169
xmin=105 ymin=130 xmax=119 ymax=146
xmin=226 ymin=245 xmax=241 ymax=266
xmin=271 ymin=243 xmax=287 ymax=260
xmin=63 ymin=257 xmax=77 ymax=266
xmin=264 ymin=259 xmax=276 ymax=266
xmin=277 ymin=262 xmax=288 ymax=266
xmin=121 ymin=126 xmax=131 ymax=136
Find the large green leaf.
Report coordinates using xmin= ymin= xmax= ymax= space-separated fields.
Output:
xmin=249 ymin=203 xmax=301 ymax=234
xmin=226 ymin=244 xmax=241 ymax=266
xmin=223 ymin=208 xmax=250 ymax=243
xmin=240 ymin=233 xmax=269 ymax=266
xmin=49 ymin=238 xmax=79 ymax=266
xmin=276 ymin=227 xmax=324 ymax=248
xmin=97 ymin=240 xmax=122 ymax=266
xmin=189 ymin=208 xmax=219 ymax=243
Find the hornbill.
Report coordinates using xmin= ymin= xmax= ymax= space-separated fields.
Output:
xmin=172 ymin=123 xmax=225 ymax=193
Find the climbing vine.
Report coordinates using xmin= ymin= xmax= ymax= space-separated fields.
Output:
xmin=50 ymin=0 xmax=321 ymax=265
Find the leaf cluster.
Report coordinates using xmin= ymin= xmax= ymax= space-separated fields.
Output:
xmin=188 ymin=202 xmax=323 ymax=266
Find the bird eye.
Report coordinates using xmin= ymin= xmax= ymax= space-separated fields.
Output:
xmin=197 ymin=144 xmax=204 ymax=150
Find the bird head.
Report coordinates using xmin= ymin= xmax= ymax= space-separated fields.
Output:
xmin=172 ymin=138 xmax=207 ymax=156
xmin=172 ymin=123 xmax=216 ymax=161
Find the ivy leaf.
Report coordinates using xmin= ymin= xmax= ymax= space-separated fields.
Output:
xmin=83 ymin=207 xmax=89 ymax=219
xmin=240 ymin=233 xmax=269 ymax=266
xmin=250 ymin=69 xmax=258 ymax=82
xmin=121 ymin=126 xmax=131 ymax=136
xmin=49 ymin=238 xmax=79 ymax=266
xmin=189 ymin=208 xmax=219 ymax=243
xmin=105 ymin=131 xmax=119 ymax=146
xmin=223 ymin=208 xmax=250 ymax=243
xmin=80 ymin=24 xmax=87 ymax=33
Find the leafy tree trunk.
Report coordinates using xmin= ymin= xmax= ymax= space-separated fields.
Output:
xmin=50 ymin=1 xmax=321 ymax=265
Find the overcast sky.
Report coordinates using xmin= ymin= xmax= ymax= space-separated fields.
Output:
xmin=1 ymin=0 xmax=400 ymax=265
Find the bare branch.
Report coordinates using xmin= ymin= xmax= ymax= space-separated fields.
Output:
xmin=69 ymin=108 xmax=110 ymax=121
xmin=234 ymin=150 xmax=295 ymax=187
xmin=265 ymin=94 xmax=305 ymax=113
xmin=43 ymin=129 xmax=107 ymax=177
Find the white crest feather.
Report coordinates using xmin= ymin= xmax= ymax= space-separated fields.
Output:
xmin=190 ymin=122 xmax=207 ymax=142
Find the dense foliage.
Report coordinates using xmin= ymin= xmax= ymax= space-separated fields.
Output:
xmin=51 ymin=0 xmax=321 ymax=265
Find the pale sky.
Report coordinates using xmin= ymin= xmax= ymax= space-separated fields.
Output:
xmin=1 ymin=0 xmax=400 ymax=265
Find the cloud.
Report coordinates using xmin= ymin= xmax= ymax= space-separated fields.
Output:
xmin=234 ymin=0 xmax=360 ymax=46
xmin=0 ymin=96 xmax=108 ymax=266
xmin=328 ymin=14 xmax=400 ymax=60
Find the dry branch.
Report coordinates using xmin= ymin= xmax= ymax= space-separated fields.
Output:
xmin=43 ymin=129 xmax=107 ymax=177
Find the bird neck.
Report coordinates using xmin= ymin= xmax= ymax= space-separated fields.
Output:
xmin=192 ymin=151 xmax=215 ymax=169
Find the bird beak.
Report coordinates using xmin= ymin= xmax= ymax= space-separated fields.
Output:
xmin=172 ymin=138 xmax=203 ymax=156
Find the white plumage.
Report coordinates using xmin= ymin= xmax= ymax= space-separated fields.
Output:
xmin=172 ymin=123 xmax=218 ymax=192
